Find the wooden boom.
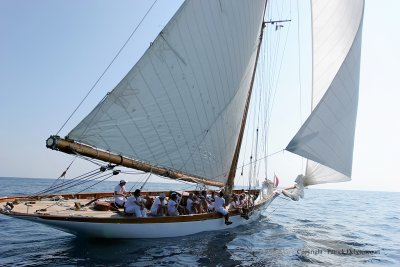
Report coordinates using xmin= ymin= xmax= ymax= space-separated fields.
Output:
xmin=46 ymin=136 xmax=224 ymax=188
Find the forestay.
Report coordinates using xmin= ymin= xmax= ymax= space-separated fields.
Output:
xmin=286 ymin=0 xmax=364 ymax=186
xmin=68 ymin=0 xmax=267 ymax=185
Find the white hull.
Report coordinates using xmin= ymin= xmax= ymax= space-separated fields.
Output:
xmin=21 ymin=212 xmax=253 ymax=239
xmin=5 ymin=195 xmax=277 ymax=239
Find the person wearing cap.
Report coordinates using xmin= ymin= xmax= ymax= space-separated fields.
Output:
xmin=150 ymin=192 xmax=168 ymax=216
xmin=114 ymin=180 xmax=127 ymax=208
xmin=124 ymin=189 xmax=147 ymax=217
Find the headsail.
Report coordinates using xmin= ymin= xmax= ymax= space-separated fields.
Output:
xmin=65 ymin=0 xmax=267 ymax=185
xmin=286 ymin=0 xmax=364 ymax=186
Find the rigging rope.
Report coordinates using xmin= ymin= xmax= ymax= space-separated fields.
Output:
xmin=75 ymin=173 xmax=115 ymax=194
xmin=296 ymin=0 xmax=303 ymax=123
xmin=140 ymin=172 xmax=153 ymax=190
xmin=265 ymin=195 xmax=292 ymax=216
xmin=237 ymin=0 xmax=292 ymax=190
xmin=128 ymin=173 xmax=150 ymax=192
xmin=44 ymin=156 xmax=77 ymax=192
xmin=211 ymin=149 xmax=284 ymax=183
xmin=35 ymin=173 xmax=114 ymax=211
xmin=29 ymin=168 xmax=100 ymax=198
xmin=56 ymin=0 xmax=159 ymax=135
xmin=52 ymin=172 xmax=113 ymax=194
xmin=59 ymin=157 xmax=76 ymax=178
xmin=296 ymin=0 xmax=305 ymax=174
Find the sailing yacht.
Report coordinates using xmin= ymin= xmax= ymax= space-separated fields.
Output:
xmin=0 ymin=0 xmax=364 ymax=238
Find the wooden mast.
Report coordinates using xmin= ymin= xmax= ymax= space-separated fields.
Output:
xmin=46 ymin=136 xmax=224 ymax=188
xmin=225 ymin=4 xmax=267 ymax=195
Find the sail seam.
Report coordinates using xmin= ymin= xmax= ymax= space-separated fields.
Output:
xmin=189 ymin=1 xmax=227 ymax=179
xmin=198 ymin=2 xmax=230 ymax=166
xmin=175 ymin=10 xmax=221 ymax=176
xmin=121 ymin=82 xmax=160 ymax=164
xmin=148 ymin=41 xmax=202 ymax=175
xmin=137 ymin=69 xmax=178 ymax=168
xmin=312 ymin=1 xmax=363 ymax=106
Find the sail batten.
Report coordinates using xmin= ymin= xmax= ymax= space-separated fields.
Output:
xmin=286 ymin=0 xmax=364 ymax=186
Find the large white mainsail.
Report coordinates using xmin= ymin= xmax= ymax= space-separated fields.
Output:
xmin=67 ymin=0 xmax=267 ymax=185
xmin=286 ymin=0 xmax=364 ymax=186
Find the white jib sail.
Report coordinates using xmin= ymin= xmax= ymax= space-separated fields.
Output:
xmin=68 ymin=0 xmax=267 ymax=185
xmin=286 ymin=0 xmax=365 ymax=186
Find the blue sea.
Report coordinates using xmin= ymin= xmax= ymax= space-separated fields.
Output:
xmin=0 ymin=177 xmax=399 ymax=266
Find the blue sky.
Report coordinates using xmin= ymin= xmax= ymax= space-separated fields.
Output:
xmin=0 ymin=1 xmax=399 ymax=192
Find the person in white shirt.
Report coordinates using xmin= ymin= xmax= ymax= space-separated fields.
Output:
xmin=124 ymin=189 xmax=147 ymax=217
xmin=150 ymin=193 xmax=168 ymax=216
xmin=167 ymin=194 xmax=179 ymax=216
xmin=114 ymin=180 xmax=127 ymax=208
xmin=214 ymin=191 xmax=232 ymax=225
